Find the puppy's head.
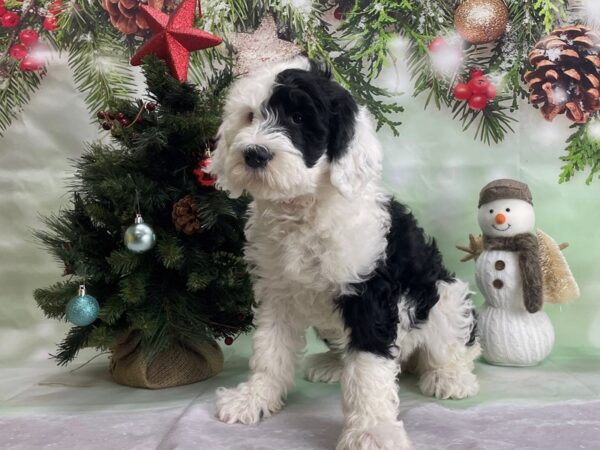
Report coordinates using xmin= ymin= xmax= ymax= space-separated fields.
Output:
xmin=210 ymin=58 xmax=382 ymax=201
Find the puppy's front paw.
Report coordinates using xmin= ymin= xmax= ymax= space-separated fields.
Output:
xmin=215 ymin=381 xmax=284 ymax=425
xmin=336 ymin=421 xmax=411 ymax=450
xmin=419 ymin=368 xmax=479 ymax=400
xmin=305 ymin=351 xmax=343 ymax=384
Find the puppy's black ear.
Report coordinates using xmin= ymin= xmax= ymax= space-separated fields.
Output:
xmin=310 ymin=62 xmax=381 ymax=199
xmin=307 ymin=61 xmax=358 ymax=161
xmin=327 ymin=88 xmax=359 ymax=161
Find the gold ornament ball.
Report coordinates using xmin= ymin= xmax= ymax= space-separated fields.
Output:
xmin=454 ymin=0 xmax=509 ymax=44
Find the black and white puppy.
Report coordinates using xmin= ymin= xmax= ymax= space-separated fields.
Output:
xmin=210 ymin=58 xmax=480 ymax=450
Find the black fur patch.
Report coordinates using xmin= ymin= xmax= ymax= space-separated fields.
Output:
xmin=336 ymin=199 xmax=454 ymax=358
xmin=466 ymin=307 xmax=478 ymax=347
xmin=265 ymin=61 xmax=358 ymax=167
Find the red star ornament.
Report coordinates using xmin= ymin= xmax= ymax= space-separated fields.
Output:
xmin=130 ymin=0 xmax=222 ymax=82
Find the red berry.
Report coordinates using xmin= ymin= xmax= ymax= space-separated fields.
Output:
xmin=97 ymin=111 xmax=106 ymax=120
xmin=468 ymin=95 xmax=488 ymax=110
xmin=468 ymin=76 xmax=490 ymax=95
xmin=485 ymin=83 xmax=497 ymax=100
xmin=116 ymin=112 xmax=125 ymax=120
xmin=19 ymin=56 xmax=43 ymax=72
xmin=101 ymin=121 xmax=111 ymax=130
xmin=224 ymin=336 xmax=234 ymax=346
xmin=43 ymin=15 xmax=58 ymax=31
xmin=469 ymin=68 xmax=485 ymax=79
xmin=0 ymin=5 xmax=7 ymax=16
xmin=134 ymin=116 xmax=143 ymax=124
xmin=19 ymin=29 xmax=39 ymax=46
xmin=119 ymin=118 xmax=129 ymax=126
xmin=428 ymin=36 xmax=447 ymax=52
xmin=107 ymin=112 xmax=116 ymax=120
xmin=333 ymin=7 xmax=343 ymax=20
xmin=9 ymin=43 xmax=28 ymax=60
xmin=1 ymin=11 xmax=20 ymax=28
xmin=145 ymin=102 xmax=156 ymax=111
xmin=453 ymin=83 xmax=472 ymax=101
xmin=48 ymin=0 xmax=62 ymax=15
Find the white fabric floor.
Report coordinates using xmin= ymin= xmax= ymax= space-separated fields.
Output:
xmin=2 ymin=343 xmax=600 ymax=450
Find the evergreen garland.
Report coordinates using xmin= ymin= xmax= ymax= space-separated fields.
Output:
xmin=2 ymin=0 xmax=600 ymax=181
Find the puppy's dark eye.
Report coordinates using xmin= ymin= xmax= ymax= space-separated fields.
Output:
xmin=247 ymin=111 xmax=254 ymax=123
xmin=489 ymin=209 xmax=494 ymax=214
xmin=505 ymin=208 xmax=510 ymax=212
xmin=292 ymin=112 xmax=303 ymax=124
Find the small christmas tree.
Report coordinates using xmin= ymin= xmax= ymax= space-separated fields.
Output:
xmin=34 ymin=56 xmax=253 ymax=388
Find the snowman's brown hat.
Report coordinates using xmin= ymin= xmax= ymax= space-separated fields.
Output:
xmin=478 ymin=179 xmax=533 ymax=207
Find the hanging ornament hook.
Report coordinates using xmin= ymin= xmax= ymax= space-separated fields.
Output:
xmin=135 ymin=188 xmax=142 ymax=216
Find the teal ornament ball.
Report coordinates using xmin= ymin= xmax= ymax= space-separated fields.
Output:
xmin=66 ymin=286 xmax=99 ymax=326
xmin=124 ymin=214 xmax=156 ymax=253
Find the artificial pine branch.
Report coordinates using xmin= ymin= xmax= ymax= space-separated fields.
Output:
xmin=68 ymin=32 xmax=137 ymax=117
xmin=53 ymin=326 xmax=95 ymax=365
xmin=560 ymin=123 xmax=600 ymax=184
xmin=533 ymin=0 xmax=568 ymax=32
xmin=97 ymin=295 xmax=128 ymax=325
xmin=106 ymin=249 xmax=141 ymax=275
xmin=0 ymin=0 xmax=52 ymax=135
xmin=34 ymin=280 xmax=81 ymax=319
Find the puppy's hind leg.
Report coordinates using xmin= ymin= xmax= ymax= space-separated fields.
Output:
xmin=305 ymin=328 xmax=345 ymax=384
xmin=416 ymin=279 xmax=480 ymax=400
xmin=305 ymin=351 xmax=343 ymax=383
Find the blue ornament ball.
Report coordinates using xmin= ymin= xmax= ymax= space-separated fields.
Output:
xmin=66 ymin=293 xmax=99 ymax=326
xmin=124 ymin=215 xmax=156 ymax=253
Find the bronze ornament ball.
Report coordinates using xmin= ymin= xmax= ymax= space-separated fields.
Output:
xmin=454 ymin=0 xmax=509 ymax=45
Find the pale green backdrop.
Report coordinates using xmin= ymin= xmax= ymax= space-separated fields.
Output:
xmin=1 ymin=46 xmax=599 ymax=367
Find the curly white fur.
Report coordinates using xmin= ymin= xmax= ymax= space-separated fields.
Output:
xmin=211 ymin=58 xmax=479 ymax=450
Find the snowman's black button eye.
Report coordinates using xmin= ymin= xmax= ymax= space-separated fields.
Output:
xmin=489 ymin=209 xmax=494 ymax=214
xmin=506 ymin=208 xmax=510 ymax=212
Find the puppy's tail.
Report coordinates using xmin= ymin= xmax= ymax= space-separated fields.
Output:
xmin=436 ymin=279 xmax=479 ymax=350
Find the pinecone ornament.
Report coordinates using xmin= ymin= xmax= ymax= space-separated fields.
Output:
xmin=525 ymin=25 xmax=600 ymax=124
xmin=172 ymin=195 xmax=202 ymax=235
xmin=102 ymin=0 xmax=178 ymax=35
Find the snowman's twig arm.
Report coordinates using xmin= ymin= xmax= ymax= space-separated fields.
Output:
xmin=456 ymin=234 xmax=484 ymax=262
xmin=456 ymin=246 xmax=476 ymax=262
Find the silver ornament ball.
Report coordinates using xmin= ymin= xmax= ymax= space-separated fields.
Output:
xmin=124 ymin=214 xmax=156 ymax=253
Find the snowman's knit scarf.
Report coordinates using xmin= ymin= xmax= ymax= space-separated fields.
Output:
xmin=483 ymin=233 xmax=543 ymax=313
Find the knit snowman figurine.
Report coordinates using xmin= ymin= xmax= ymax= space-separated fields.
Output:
xmin=459 ymin=179 xmax=579 ymax=366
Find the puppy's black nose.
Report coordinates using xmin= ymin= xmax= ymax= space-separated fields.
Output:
xmin=243 ymin=145 xmax=272 ymax=169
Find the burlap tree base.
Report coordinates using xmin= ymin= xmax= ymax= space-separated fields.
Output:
xmin=109 ymin=330 xmax=224 ymax=389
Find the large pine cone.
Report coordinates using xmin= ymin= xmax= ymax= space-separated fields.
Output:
xmin=525 ymin=25 xmax=600 ymax=124
xmin=172 ymin=195 xmax=202 ymax=235
xmin=102 ymin=0 xmax=178 ymax=35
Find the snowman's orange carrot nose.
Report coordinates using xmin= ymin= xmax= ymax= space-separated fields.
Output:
xmin=495 ymin=213 xmax=506 ymax=224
